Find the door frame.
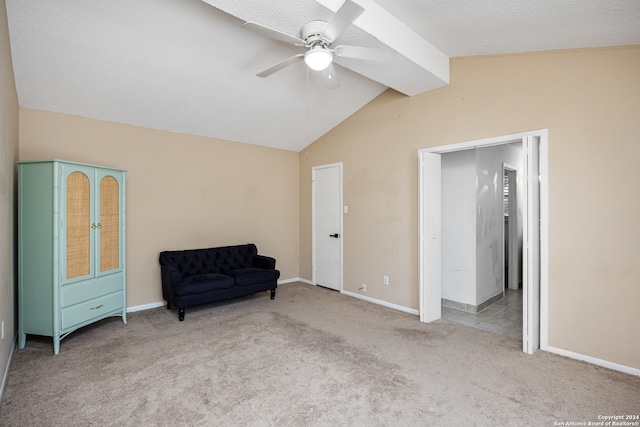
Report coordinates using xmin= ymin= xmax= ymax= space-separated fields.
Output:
xmin=502 ymin=163 xmax=519 ymax=291
xmin=312 ymin=162 xmax=344 ymax=291
xmin=418 ymin=129 xmax=549 ymax=354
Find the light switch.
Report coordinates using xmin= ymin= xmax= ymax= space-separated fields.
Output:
xmin=344 ymin=205 xmax=349 ymax=214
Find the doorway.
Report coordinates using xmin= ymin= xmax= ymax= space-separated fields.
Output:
xmin=312 ymin=163 xmax=343 ymax=291
xmin=418 ymin=130 xmax=548 ymax=355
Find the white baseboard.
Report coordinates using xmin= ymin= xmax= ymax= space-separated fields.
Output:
xmin=1 ymin=337 xmax=16 ymax=402
xmin=341 ymin=290 xmax=419 ymax=316
xmin=278 ymin=277 xmax=312 ymax=285
xmin=546 ymin=345 xmax=640 ymax=377
xmin=127 ymin=301 xmax=165 ymax=313
xmin=280 ymin=279 xmax=418 ymax=315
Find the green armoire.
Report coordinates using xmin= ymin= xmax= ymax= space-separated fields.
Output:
xmin=18 ymin=160 xmax=126 ymax=355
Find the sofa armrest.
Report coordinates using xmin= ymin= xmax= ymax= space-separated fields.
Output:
xmin=160 ymin=265 xmax=182 ymax=300
xmin=253 ymin=254 xmax=276 ymax=270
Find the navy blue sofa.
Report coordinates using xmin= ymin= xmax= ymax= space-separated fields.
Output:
xmin=159 ymin=244 xmax=280 ymax=320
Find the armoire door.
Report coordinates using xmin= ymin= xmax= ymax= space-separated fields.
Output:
xmin=96 ymin=170 xmax=123 ymax=276
xmin=62 ymin=165 xmax=125 ymax=283
xmin=64 ymin=166 xmax=95 ymax=283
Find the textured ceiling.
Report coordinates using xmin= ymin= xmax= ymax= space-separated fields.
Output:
xmin=6 ymin=0 xmax=640 ymax=152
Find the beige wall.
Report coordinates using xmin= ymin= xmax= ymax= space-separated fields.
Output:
xmin=300 ymin=46 xmax=640 ymax=369
xmin=19 ymin=109 xmax=300 ymax=307
xmin=0 ymin=0 xmax=19 ymax=395
xmin=5 ymin=34 xmax=639 ymax=376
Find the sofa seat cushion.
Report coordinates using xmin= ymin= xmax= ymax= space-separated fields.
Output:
xmin=229 ymin=268 xmax=279 ymax=286
xmin=174 ymin=273 xmax=234 ymax=296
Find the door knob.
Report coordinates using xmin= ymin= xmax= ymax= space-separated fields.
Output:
xmin=329 ymin=233 xmax=340 ymax=238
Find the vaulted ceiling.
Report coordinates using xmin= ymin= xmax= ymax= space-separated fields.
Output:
xmin=6 ymin=1 xmax=640 ymax=152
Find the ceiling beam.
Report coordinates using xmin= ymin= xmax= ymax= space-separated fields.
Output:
xmin=315 ymin=0 xmax=450 ymax=86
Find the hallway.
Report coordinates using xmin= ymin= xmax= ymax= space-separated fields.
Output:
xmin=442 ymin=289 xmax=522 ymax=339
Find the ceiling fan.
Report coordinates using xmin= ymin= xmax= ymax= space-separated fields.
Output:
xmin=242 ymin=0 xmax=392 ymax=89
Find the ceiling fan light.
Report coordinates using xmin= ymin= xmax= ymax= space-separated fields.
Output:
xmin=304 ymin=47 xmax=333 ymax=71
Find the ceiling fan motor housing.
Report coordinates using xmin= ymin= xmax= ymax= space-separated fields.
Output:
xmin=301 ymin=20 xmax=333 ymax=71
xmin=301 ymin=20 xmax=329 ymax=47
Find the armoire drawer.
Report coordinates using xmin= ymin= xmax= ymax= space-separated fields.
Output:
xmin=60 ymin=273 xmax=124 ymax=308
xmin=61 ymin=291 xmax=124 ymax=331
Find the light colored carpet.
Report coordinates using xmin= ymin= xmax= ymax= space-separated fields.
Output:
xmin=1 ymin=282 xmax=638 ymax=426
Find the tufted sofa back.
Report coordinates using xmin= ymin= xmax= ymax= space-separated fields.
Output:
xmin=159 ymin=244 xmax=258 ymax=277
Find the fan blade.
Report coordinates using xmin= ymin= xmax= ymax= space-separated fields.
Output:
xmin=243 ymin=22 xmax=305 ymax=46
xmin=334 ymin=45 xmax=395 ymax=62
xmin=321 ymin=63 xmax=339 ymax=90
xmin=321 ymin=0 xmax=365 ymax=43
xmin=256 ymin=54 xmax=304 ymax=77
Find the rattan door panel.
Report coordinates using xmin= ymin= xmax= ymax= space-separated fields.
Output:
xmin=98 ymin=174 xmax=120 ymax=273
xmin=66 ymin=171 xmax=92 ymax=279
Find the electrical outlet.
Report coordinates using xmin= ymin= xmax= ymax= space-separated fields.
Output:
xmin=383 ymin=276 xmax=389 ymax=285
xmin=359 ymin=283 xmax=366 ymax=293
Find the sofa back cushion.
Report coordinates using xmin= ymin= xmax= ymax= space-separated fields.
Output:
xmin=159 ymin=244 xmax=258 ymax=277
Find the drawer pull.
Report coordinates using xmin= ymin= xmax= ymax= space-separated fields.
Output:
xmin=90 ymin=304 xmax=104 ymax=310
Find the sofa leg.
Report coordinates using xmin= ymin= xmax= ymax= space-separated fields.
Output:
xmin=270 ymin=289 xmax=276 ymax=300
xmin=167 ymin=302 xmax=171 ymax=310
xmin=179 ymin=307 xmax=185 ymax=321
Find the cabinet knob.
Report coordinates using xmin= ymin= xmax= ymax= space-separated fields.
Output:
xmin=91 ymin=223 xmax=97 ymax=229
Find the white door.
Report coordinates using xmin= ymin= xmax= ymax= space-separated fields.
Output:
xmin=313 ymin=164 xmax=342 ymax=291
xmin=419 ymin=152 xmax=442 ymax=322
xmin=522 ymin=136 xmax=541 ymax=354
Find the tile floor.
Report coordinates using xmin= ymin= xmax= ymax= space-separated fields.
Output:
xmin=442 ymin=288 xmax=523 ymax=339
